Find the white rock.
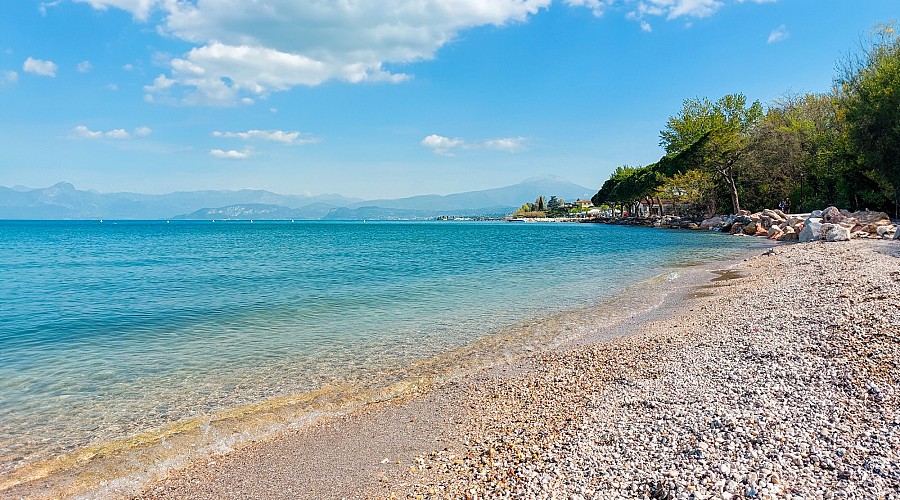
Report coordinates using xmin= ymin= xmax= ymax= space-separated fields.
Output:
xmin=799 ymin=218 xmax=823 ymax=243
xmin=825 ymin=224 xmax=851 ymax=242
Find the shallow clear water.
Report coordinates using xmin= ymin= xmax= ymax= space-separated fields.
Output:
xmin=0 ymin=220 xmax=757 ymax=474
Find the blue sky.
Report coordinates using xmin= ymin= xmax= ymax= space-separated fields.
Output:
xmin=0 ymin=0 xmax=897 ymax=199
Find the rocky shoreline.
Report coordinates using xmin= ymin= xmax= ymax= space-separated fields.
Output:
xmin=585 ymin=206 xmax=899 ymax=243
xmin=134 ymin=239 xmax=899 ymax=500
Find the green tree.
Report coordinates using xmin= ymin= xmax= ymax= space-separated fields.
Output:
xmin=592 ymin=165 xmax=664 ymax=216
xmin=658 ymin=169 xmax=716 ymax=216
xmin=839 ymin=22 xmax=900 ymax=217
xmin=659 ymin=94 xmax=763 ymax=214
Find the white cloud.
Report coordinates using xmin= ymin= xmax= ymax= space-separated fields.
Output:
xmin=23 ymin=57 xmax=57 ymax=77
xmin=483 ymin=137 xmax=527 ymax=152
xmin=39 ymin=1 xmax=62 ymax=16
xmin=767 ymin=24 xmax=788 ymax=44
xmin=421 ymin=134 xmax=466 ymax=156
xmin=122 ymin=63 xmax=134 ymax=71
xmin=3 ymin=71 xmax=18 ymax=84
xmin=79 ymin=0 xmax=775 ymax=104
xmin=72 ymin=0 xmax=158 ymax=21
xmin=78 ymin=0 xmax=550 ymax=105
xmin=626 ymin=0 xmax=724 ymax=21
xmin=73 ymin=125 xmax=103 ymax=139
xmin=77 ymin=60 xmax=93 ymax=73
xmin=212 ymin=129 xmax=318 ymax=145
xmin=72 ymin=125 xmax=152 ymax=139
xmin=105 ymin=129 xmax=130 ymax=139
xmin=210 ymin=148 xmax=251 ymax=159
xmin=421 ymin=134 xmax=527 ymax=155
xmin=625 ymin=0 xmax=772 ymax=29
xmin=563 ymin=0 xmax=609 ymax=17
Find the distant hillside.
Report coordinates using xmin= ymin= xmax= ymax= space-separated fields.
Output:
xmin=349 ymin=177 xmax=595 ymax=212
xmin=321 ymin=205 xmax=515 ymax=220
xmin=173 ymin=204 xmax=305 ymax=220
xmin=1 ymin=177 xmax=596 ymax=220
xmin=0 ymin=183 xmax=360 ymax=220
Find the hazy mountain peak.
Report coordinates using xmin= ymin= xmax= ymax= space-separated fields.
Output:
xmin=519 ymin=174 xmax=572 ymax=184
xmin=50 ymin=182 xmax=77 ymax=191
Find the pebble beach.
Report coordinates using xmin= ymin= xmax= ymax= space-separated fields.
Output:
xmin=131 ymin=238 xmax=899 ymax=500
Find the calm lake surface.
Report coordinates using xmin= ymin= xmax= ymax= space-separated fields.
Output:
xmin=0 ymin=220 xmax=760 ymax=476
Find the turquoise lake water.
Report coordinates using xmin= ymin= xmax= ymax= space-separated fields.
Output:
xmin=0 ymin=220 xmax=760 ymax=478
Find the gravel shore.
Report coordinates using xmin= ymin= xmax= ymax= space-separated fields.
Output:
xmin=137 ymin=240 xmax=899 ymax=499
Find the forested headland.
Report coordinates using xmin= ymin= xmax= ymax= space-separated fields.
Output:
xmin=592 ymin=22 xmax=900 ymax=220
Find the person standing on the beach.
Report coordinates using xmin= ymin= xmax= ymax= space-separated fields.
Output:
xmin=779 ymin=199 xmax=786 ymax=212
xmin=785 ymin=197 xmax=791 ymax=214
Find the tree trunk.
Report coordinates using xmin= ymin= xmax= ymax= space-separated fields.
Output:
xmin=724 ymin=170 xmax=741 ymax=214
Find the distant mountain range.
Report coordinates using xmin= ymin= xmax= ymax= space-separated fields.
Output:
xmin=0 ymin=178 xmax=596 ymax=220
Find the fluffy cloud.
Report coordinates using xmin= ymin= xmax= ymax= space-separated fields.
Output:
xmin=78 ymin=0 xmax=774 ymax=105
xmin=72 ymin=125 xmax=152 ymax=139
xmin=77 ymin=60 xmax=93 ymax=73
xmin=3 ymin=71 xmax=17 ymax=84
xmin=98 ymin=0 xmax=551 ymax=105
xmin=23 ymin=57 xmax=57 ymax=77
xmin=563 ymin=0 xmax=610 ymax=17
xmin=626 ymin=0 xmax=724 ymax=22
xmin=421 ymin=134 xmax=527 ymax=156
xmin=212 ymin=129 xmax=318 ymax=145
xmin=210 ymin=148 xmax=251 ymax=159
xmin=767 ymin=24 xmax=789 ymax=44
xmin=483 ymin=137 xmax=527 ymax=153
xmin=72 ymin=0 xmax=158 ymax=21
xmin=421 ymin=134 xmax=466 ymax=156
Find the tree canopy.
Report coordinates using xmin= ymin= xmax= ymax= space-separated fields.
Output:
xmin=592 ymin=22 xmax=900 ymax=218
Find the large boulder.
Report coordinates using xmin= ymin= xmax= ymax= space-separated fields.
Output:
xmin=743 ymin=221 xmax=758 ymax=235
xmin=824 ymin=223 xmax=851 ymax=242
xmin=786 ymin=216 xmax=805 ymax=227
xmin=700 ymin=216 xmax=724 ymax=230
xmin=895 ymin=226 xmax=900 ymax=240
xmin=762 ymin=209 xmax=785 ymax=222
xmin=848 ymin=210 xmax=892 ymax=233
xmin=799 ymin=217 xmax=823 ymax=242
xmin=876 ymin=225 xmax=896 ymax=238
xmin=779 ymin=225 xmax=798 ymax=241
xmin=821 ymin=206 xmax=843 ymax=223
xmin=781 ymin=232 xmax=799 ymax=242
